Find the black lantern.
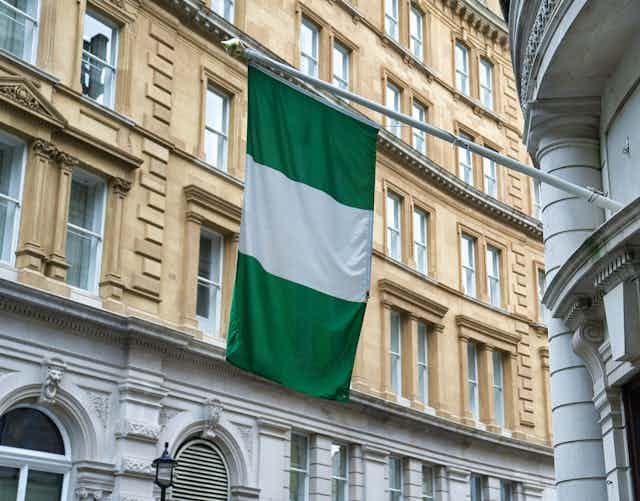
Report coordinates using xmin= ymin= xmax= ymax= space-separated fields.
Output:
xmin=152 ymin=442 xmax=177 ymax=501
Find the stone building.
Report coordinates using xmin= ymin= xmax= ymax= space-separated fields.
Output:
xmin=0 ymin=0 xmax=553 ymax=500
xmin=503 ymin=1 xmax=640 ymax=500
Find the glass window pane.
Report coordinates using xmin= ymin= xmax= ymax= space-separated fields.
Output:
xmin=212 ymin=0 xmax=234 ymax=21
xmin=423 ymin=465 xmax=434 ymax=496
xmin=290 ymin=434 xmax=308 ymax=470
xmin=389 ymin=457 xmax=402 ymax=489
xmin=69 ymin=177 xmax=103 ymax=232
xmin=290 ymin=470 xmax=305 ymax=501
xmin=25 ymin=470 xmax=64 ymax=501
xmin=206 ymin=89 xmax=226 ymax=131
xmin=0 ymin=408 xmax=65 ymax=454
xmin=331 ymin=444 xmax=347 ymax=478
xmin=467 ymin=343 xmax=477 ymax=378
xmin=0 ymin=0 xmax=37 ymax=61
xmin=81 ymin=11 xmax=117 ymax=106
xmin=0 ymin=466 xmax=19 ymax=501
xmin=66 ymin=228 xmax=99 ymax=290
xmin=390 ymin=311 xmax=401 ymax=352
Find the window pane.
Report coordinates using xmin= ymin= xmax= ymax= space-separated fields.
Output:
xmin=423 ymin=465 xmax=434 ymax=497
xmin=205 ymin=88 xmax=229 ymax=170
xmin=198 ymin=232 xmax=222 ymax=283
xmin=300 ymin=19 xmax=318 ymax=77
xmin=69 ymin=177 xmax=103 ymax=232
xmin=332 ymin=478 xmax=346 ymax=501
xmin=0 ymin=466 xmax=19 ymax=501
xmin=389 ymin=457 xmax=402 ymax=489
xmin=290 ymin=470 xmax=306 ymax=501
xmin=386 ymin=84 xmax=401 ymax=137
xmin=390 ymin=311 xmax=401 ymax=352
xmin=333 ymin=42 xmax=349 ymax=89
xmin=501 ymin=481 xmax=512 ymax=501
xmin=0 ymin=141 xmax=22 ymax=264
xmin=81 ymin=12 xmax=117 ymax=106
xmin=291 ymin=434 xmax=308 ymax=470
xmin=66 ymin=227 xmax=99 ymax=290
xmin=0 ymin=0 xmax=37 ymax=61
xmin=331 ymin=444 xmax=347 ymax=478
xmin=212 ymin=0 xmax=234 ymax=21
xmin=467 ymin=343 xmax=477 ymax=378
xmin=0 ymin=408 xmax=65 ymax=454
xmin=470 ymin=475 xmax=483 ymax=501
xmin=25 ymin=470 xmax=64 ymax=501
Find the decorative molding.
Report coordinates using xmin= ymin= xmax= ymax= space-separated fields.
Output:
xmin=234 ymin=423 xmax=254 ymax=466
xmin=0 ymin=77 xmax=67 ymax=127
xmin=111 ymin=177 xmax=133 ymax=197
xmin=75 ymin=487 xmax=110 ymax=500
xmin=117 ymin=420 xmax=162 ymax=443
xmin=83 ymin=389 xmax=111 ymax=429
xmin=119 ymin=457 xmax=155 ymax=478
xmin=201 ymin=398 xmax=223 ymax=439
xmin=593 ymin=247 xmax=640 ymax=293
xmin=378 ymin=278 xmax=448 ymax=326
xmin=456 ymin=314 xmax=521 ymax=349
xmin=39 ymin=357 xmax=66 ymax=404
xmin=184 ymin=184 xmax=242 ymax=224
xmin=32 ymin=138 xmax=59 ymax=159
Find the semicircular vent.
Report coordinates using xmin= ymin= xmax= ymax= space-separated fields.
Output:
xmin=172 ymin=439 xmax=229 ymax=500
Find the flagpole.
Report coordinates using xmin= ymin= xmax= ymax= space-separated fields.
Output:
xmin=223 ymin=40 xmax=623 ymax=213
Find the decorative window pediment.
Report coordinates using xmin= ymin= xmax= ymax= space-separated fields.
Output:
xmin=0 ymin=77 xmax=66 ymax=128
xmin=456 ymin=314 xmax=520 ymax=353
xmin=184 ymin=184 xmax=242 ymax=234
xmin=378 ymin=278 xmax=448 ymax=328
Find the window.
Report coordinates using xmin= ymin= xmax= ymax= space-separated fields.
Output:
xmin=493 ymin=351 xmax=505 ymax=427
xmin=455 ymin=42 xmax=469 ymax=95
xmin=0 ymin=0 xmax=38 ymax=63
xmin=389 ymin=456 xmax=403 ymax=501
xmin=500 ymin=480 xmax=513 ymax=501
xmin=173 ymin=439 xmax=230 ymax=500
xmin=66 ymin=169 xmax=106 ymax=292
xmin=486 ymin=246 xmax=501 ymax=307
xmin=386 ymin=192 xmax=401 ymax=260
xmin=385 ymin=0 xmax=399 ymax=41
xmin=470 ymin=474 xmax=484 ymax=501
xmin=205 ymin=86 xmax=230 ymax=171
xmin=331 ymin=443 xmax=348 ymax=501
xmin=0 ymin=133 xmax=25 ymax=265
xmin=460 ymin=234 xmax=476 ymax=297
xmin=537 ymin=268 xmax=546 ymax=316
xmin=533 ymin=179 xmax=542 ymax=219
xmin=467 ymin=342 xmax=479 ymax=420
xmin=81 ymin=10 xmax=118 ymax=108
xmin=386 ymin=83 xmax=402 ymax=138
xmin=422 ymin=465 xmax=435 ymax=500
xmin=290 ymin=434 xmax=309 ymax=501
xmin=417 ymin=322 xmax=429 ymax=405
xmin=0 ymin=407 xmax=71 ymax=501
xmin=479 ymin=58 xmax=494 ymax=110
xmin=196 ymin=229 xmax=224 ymax=335
xmin=412 ymin=101 xmax=427 ymax=155
xmin=300 ymin=17 xmax=319 ymax=77
xmin=390 ymin=310 xmax=402 ymax=396
xmin=332 ymin=41 xmax=350 ymax=90
xmin=458 ymin=133 xmax=474 ymax=185
xmin=212 ymin=0 xmax=234 ymax=22
xmin=413 ymin=208 xmax=428 ymax=274
xmin=483 ymin=157 xmax=498 ymax=198
xmin=409 ymin=5 xmax=423 ymax=60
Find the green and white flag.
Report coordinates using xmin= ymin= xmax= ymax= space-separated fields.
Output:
xmin=226 ymin=66 xmax=378 ymax=401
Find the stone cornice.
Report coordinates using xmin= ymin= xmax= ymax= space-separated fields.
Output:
xmin=184 ymin=184 xmax=242 ymax=224
xmin=378 ymin=278 xmax=449 ymax=325
xmin=456 ymin=314 xmax=522 ymax=349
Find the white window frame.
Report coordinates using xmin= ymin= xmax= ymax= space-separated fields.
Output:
xmin=412 ymin=101 xmax=427 ymax=155
xmin=493 ymin=350 xmax=505 ymax=428
xmin=385 ymin=0 xmax=399 ymax=41
xmin=460 ymin=234 xmax=476 ymax=297
xmin=66 ymin=169 xmax=106 ymax=293
xmin=0 ymin=131 xmax=26 ymax=267
xmin=300 ymin=17 xmax=319 ymax=78
xmin=417 ymin=322 xmax=429 ymax=405
xmin=204 ymin=85 xmax=230 ymax=172
xmin=196 ymin=228 xmax=224 ymax=336
xmin=533 ymin=180 xmax=542 ymax=219
xmin=409 ymin=5 xmax=423 ymax=60
xmin=290 ymin=433 xmax=309 ymax=501
xmin=537 ymin=268 xmax=546 ymax=318
xmin=470 ymin=474 xmax=484 ymax=501
xmin=81 ymin=9 xmax=119 ymax=109
xmin=455 ymin=42 xmax=469 ymax=95
xmin=483 ymin=157 xmax=498 ymax=198
xmin=386 ymin=82 xmax=402 ymax=138
xmin=413 ymin=207 xmax=428 ymax=275
xmin=479 ymin=58 xmax=494 ymax=110
xmin=386 ymin=192 xmax=401 ymax=261
xmin=331 ymin=443 xmax=349 ymax=501
xmin=212 ymin=0 xmax=234 ymax=22
xmin=0 ymin=405 xmax=72 ymax=501
xmin=0 ymin=0 xmax=40 ymax=63
xmin=422 ymin=464 xmax=435 ymax=501
xmin=486 ymin=246 xmax=501 ymax=307
xmin=390 ymin=310 xmax=402 ymax=396
xmin=332 ymin=41 xmax=350 ymax=90
xmin=458 ymin=133 xmax=473 ymax=185
xmin=467 ymin=342 xmax=479 ymax=421
xmin=388 ymin=456 xmax=403 ymax=501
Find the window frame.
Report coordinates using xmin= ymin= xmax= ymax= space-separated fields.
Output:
xmin=332 ymin=40 xmax=350 ymax=90
xmin=0 ymin=0 xmax=40 ymax=64
xmin=470 ymin=473 xmax=485 ymax=501
xmin=467 ymin=342 xmax=480 ymax=421
xmin=460 ymin=233 xmax=477 ymax=298
xmin=384 ymin=0 xmax=399 ymax=41
xmin=411 ymin=100 xmax=427 ymax=156
xmin=0 ymin=132 xmax=26 ymax=267
xmin=385 ymin=82 xmax=402 ymax=138
xmin=300 ymin=16 xmax=320 ymax=78
xmin=412 ymin=206 xmax=428 ymax=275
xmin=483 ymin=157 xmax=498 ymax=198
xmin=289 ymin=433 xmax=309 ymax=501
xmin=65 ymin=168 xmax=107 ymax=293
xmin=409 ymin=5 xmax=424 ymax=60
xmin=0 ymin=405 xmax=72 ymax=501
xmin=417 ymin=322 xmax=429 ymax=405
xmin=204 ymin=84 xmax=231 ymax=172
xmin=486 ymin=245 xmax=501 ymax=307
xmin=455 ymin=42 xmax=470 ymax=95
xmin=330 ymin=442 xmax=349 ymax=501
xmin=386 ymin=191 xmax=402 ymax=261
xmin=537 ymin=265 xmax=546 ymax=320
xmin=196 ymin=227 xmax=224 ymax=336
xmin=457 ymin=132 xmax=474 ymax=185
xmin=479 ymin=57 xmax=494 ymax=110
xmin=493 ymin=350 xmax=505 ymax=428
xmin=421 ymin=464 xmax=435 ymax=501
xmin=211 ymin=0 xmax=234 ymax=22
xmin=81 ymin=8 xmax=119 ymax=109
xmin=388 ymin=455 xmax=403 ymax=501
xmin=390 ymin=310 xmax=402 ymax=396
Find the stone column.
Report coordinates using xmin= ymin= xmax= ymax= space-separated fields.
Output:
xmin=45 ymin=152 xmax=76 ymax=281
xmin=362 ymin=446 xmax=388 ymax=501
xmin=404 ymin=458 xmax=422 ymax=500
xmin=458 ymin=335 xmax=474 ymax=425
xmin=181 ymin=212 xmax=203 ymax=331
xmin=479 ymin=344 xmax=497 ymax=431
xmin=309 ymin=435 xmax=331 ymax=500
xmin=380 ymin=303 xmax=393 ymax=399
xmin=446 ymin=467 xmax=470 ymax=501
xmin=486 ymin=477 xmax=501 ymax=501
xmin=348 ymin=444 xmax=364 ymax=501
xmin=528 ymin=103 xmax=607 ymax=500
xmin=434 ymin=466 xmax=449 ymax=501
xmin=506 ymin=352 xmax=520 ymax=432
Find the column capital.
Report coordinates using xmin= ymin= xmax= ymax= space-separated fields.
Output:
xmin=110 ymin=177 xmax=132 ymax=197
xmin=55 ymin=151 xmax=79 ymax=172
xmin=31 ymin=138 xmax=58 ymax=159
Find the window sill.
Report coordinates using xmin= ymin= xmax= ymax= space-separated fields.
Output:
xmin=69 ymin=286 xmax=102 ymax=309
xmin=0 ymin=262 xmax=18 ymax=282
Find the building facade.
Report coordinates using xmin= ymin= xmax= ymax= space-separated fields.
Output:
xmin=504 ymin=1 xmax=640 ymax=500
xmin=0 ymin=0 xmax=554 ymax=500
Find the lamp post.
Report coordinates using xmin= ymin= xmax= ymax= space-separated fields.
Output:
xmin=152 ymin=442 xmax=177 ymax=501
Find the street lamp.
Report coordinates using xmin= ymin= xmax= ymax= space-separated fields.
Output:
xmin=152 ymin=442 xmax=177 ymax=501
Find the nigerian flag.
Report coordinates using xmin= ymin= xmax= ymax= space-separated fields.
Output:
xmin=226 ymin=66 xmax=378 ymax=401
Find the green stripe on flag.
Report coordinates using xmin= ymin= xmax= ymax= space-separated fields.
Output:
xmin=247 ymin=66 xmax=377 ymax=210
xmin=227 ymin=253 xmax=365 ymax=401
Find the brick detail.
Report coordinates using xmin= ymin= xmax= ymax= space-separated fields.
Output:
xmin=145 ymin=18 xmax=175 ymax=136
xmin=514 ymin=319 xmax=535 ymax=428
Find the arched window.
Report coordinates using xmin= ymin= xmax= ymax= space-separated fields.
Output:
xmin=172 ymin=439 xmax=230 ymax=500
xmin=0 ymin=406 xmax=71 ymax=501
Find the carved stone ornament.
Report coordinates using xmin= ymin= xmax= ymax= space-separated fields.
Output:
xmin=111 ymin=177 xmax=132 ymax=196
xmin=56 ymin=151 xmax=80 ymax=170
xmin=75 ymin=487 xmax=108 ymax=500
xmin=39 ymin=358 xmax=66 ymax=404
xmin=202 ymin=398 xmax=223 ymax=439
xmin=118 ymin=419 xmax=161 ymax=443
xmin=32 ymin=139 xmax=59 ymax=159
xmin=0 ymin=82 xmax=48 ymax=115
xmin=120 ymin=457 xmax=155 ymax=478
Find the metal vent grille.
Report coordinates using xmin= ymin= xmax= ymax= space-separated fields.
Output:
xmin=172 ymin=439 xmax=229 ymax=500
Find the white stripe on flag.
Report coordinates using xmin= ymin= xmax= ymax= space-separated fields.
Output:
xmin=239 ymin=155 xmax=372 ymax=303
